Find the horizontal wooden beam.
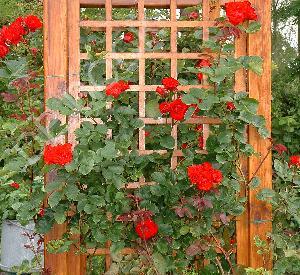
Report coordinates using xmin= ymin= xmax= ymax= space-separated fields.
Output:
xmin=80 ymin=0 xmax=230 ymax=8
xmin=141 ymin=117 xmax=221 ymax=125
xmin=87 ymin=247 xmax=135 ymax=255
xmin=80 ymin=52 xmax=215 ymax=60
xmin=80 ymin=19 xmax=215 ymax=28
xmin=80 ymin=0 xmax=202 ymax=8
xmin=81 ymin=116 xmax=221 ymax=125
xmin=79 ymin=84 xmax=212 ymax=92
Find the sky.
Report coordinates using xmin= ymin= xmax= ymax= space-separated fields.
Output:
xmin=281 ymin=18 xmax=298 ymax=49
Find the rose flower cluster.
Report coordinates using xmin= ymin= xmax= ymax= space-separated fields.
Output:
xmin=0 ymin=15 xmax=42 ymax=58
xmin=105 ymin=80 xmax=130 ymax=98
xmin=188 ymin=162 xmax=223 ymax=191
xmin=44 ymin=143 xmax=73 ymax=166
xmin=157 ymin=77 xmax=190 ymax=121
xmin=224 ymin=1 xmax=258 ymax=26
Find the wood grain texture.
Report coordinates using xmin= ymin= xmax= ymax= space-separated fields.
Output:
xmin=138 ymin=0 xmax=146 ymax=152
xmin=248 ymin=0 xmax=272 ymax=269
xmin=80 ymin=0 xmax=202 ymax=8
xmin=235 ymin=30 xmax=251 ymax=267
xmin=80 ymin=52 xmax=217 ymax=60
xmin=43 ymin=1 xmax=68 ymax=273
xmin=80 ymin=0 xmax=232 ymax=8
xmin=170 ymin=0 xmax=178 ymax=169
xmin=80 ymin=84 xmax=212 ymax=91
xmin=80 ymin=20 xmax=218 ymax=28
xmin=67 ymin=0 xmax=87 ymax=274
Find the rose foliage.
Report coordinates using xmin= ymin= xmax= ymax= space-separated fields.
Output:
xmin=0 ymin=2 xmax=299 ymax=275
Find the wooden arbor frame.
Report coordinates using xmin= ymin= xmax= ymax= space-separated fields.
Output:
xmin=44 ymin=0 xmax=272 ymax=274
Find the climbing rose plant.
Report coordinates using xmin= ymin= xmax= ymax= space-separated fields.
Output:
xmin=25 ymin=1 xmax=298 ymax=274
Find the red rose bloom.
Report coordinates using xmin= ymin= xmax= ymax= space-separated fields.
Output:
xmin=212 ymin=169 xmax=223 ymax=183
xmin=189 ymin=11 xmax=199 ymax=20
xmin=197 ymin=72 xmax=203 ymax=82
xmin=1 ymin=18 xmax=26 ymax=45
xmin=169 ymin=98 xmax=189 ymax=121
xmin=105 ymin=80 xmax=129 ymax=98
xmin=162 ymin=77 xmax=179 ymax=91
xmin=38 ymin=208 xmax=45 ymax=217
xmin=123 ymin=32 xmax=135 ymax=43
xmin=24 ymin=15 xmax=43 ymax=32
xmin=118 ymin=80 xmax=130 ymax=91
xmin=159 ymin=102 xmax=171 ymax=114
xmin=195 ymin=59 xmax=211 ymax=68
xmin=135 ymin=218 xmax=158 ymax=240
xmin=0 ymin=44 xmax=9 ymax=58
xmin=225 ymin=1 xmax=258 ymax=26
xmin=289 ymin=155 xmax=300 ymax=168
xmin=226 ymin=102 xmax=236 ymax=111
xmin=10 ymin=182 xmax=20 ymax=189
xmin=273 ymin=144 xmax=287 ymax=155
xmin=145 ymin=131 xmax=150 ymax=137
xmin=106 ymin=82 xmax=123 ymax=98
xmin=44 ymin=143 xmax=73 ymax=166
xmin=156 ymin=86 xmax=166 ymax=97
xmin=188 ymin=162 xmax=223 ymax=191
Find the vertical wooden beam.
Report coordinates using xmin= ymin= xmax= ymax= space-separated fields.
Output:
xmin=235 ymin=31 xmax=250 ymax=267
xmin=138 ymin=0 xmax=146 ymax=152
xmin=170 ymin=0 xmax=178 ymax=169
xmin=248 ymin=0 xmax=272 ymax=269
xmin=105 ymin=0 xmax=113 ymax=271
xmin=67 ymin=0 xmax=87 ymax=274
xmin=138 ymin=0 xmax=146 ymax=187
xmin=43 ymin=0 xmax=68 ymax=274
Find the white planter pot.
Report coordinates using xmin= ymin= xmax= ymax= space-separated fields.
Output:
xmin=0 ymin=220 xmax=44 ymax=272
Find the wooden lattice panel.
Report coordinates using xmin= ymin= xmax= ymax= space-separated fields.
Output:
xmin=44 ymin=0 xmax=272 ymax=274
xmin=78 ymin=0 xmax=223 ymax=187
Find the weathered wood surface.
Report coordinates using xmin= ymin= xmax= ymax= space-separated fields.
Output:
xmin=235 ymin=30 xmax=250 ymax=267
xmin=248 ymin=0 xmax=272 ymax=269
xmin=43 ymin=0 xmax=68 ymax=273
xmin=81 ymin=0 xmax=203 ymax=8
xmin=80 ymin=0 xmax=232 ymax=8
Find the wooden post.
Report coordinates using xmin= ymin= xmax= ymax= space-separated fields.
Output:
xmin=43 ymin=0 xmax=69 ymax=274
xmin=235 ymin=31 xmax=250 ymax=269
xmin=248 ymin=0 xmax=272 ymax=269
xmin=67 ymin=0 xmax=87 ymax=273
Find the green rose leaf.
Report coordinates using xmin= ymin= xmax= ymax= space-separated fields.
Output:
xmin=153 ymin=252 xmax=167 ymax=274
xmin=45 ymin=180 xmax=64 ymax=193
xmin=48 ymin=191 xmax=63 ymax=208
xmin=246 ymin=22 xmax=262 ymax=33
xmin=160 ymin=136 xmax=175 ymax=149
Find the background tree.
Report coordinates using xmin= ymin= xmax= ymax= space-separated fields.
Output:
xmin=272 ymin=0 xmax=300 ymax=153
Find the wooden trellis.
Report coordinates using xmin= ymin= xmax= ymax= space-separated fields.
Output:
xmin=43 ymin=0 xmax=272 ymax=274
